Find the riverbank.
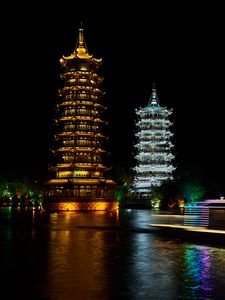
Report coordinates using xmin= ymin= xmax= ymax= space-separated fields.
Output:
xmin=150 ymin=224 xmax=225 ymax=247
xmin=69 ymin=223 xmax=225 ymax=248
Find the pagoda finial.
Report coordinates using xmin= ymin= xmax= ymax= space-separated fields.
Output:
xmin=148 ymin=82 xmax=160 ymax=106
xmin=61 ymin=22 xmax=102 ymax=63
xmin=78 ymin=21 xmax=84 ymax=48
xmin=74 ymin=22 xmax=90 ymax=58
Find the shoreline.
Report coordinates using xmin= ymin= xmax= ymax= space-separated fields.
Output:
xmin=150 ymin=224 xmax=225 ymax=247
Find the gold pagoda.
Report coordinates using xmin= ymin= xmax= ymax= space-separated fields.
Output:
xmin=43 ymin=24 xmax=118 ymax=211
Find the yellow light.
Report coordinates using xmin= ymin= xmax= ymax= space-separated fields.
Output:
xmin=43 ymin=201 xmax=119 ymax=211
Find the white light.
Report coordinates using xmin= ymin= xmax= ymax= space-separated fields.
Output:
xmin=131 ymin=86 xmax=176 ymax=196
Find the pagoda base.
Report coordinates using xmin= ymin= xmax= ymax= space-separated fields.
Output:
xmin=42 ymin=198 xmax=119 ymax=212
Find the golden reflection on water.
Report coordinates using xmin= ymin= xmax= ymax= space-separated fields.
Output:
xmin=46 ymin=212 xmax=117 ymax=300
xmin=2 ymin=208 xmax=225 ymax=299
xmin=37 ymin=211 xmax=225 ymax=299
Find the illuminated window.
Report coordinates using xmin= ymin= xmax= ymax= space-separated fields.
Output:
xmin=79 ymin=64 xmax=88 ymax=71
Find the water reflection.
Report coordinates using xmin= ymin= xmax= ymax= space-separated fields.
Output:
xmin=183 ymin=245 xmax=214 ymax=299
xmin=0 ymin=208 xmax=225 ymax=299
xmin=46 ymin=213 xmax=118 ymax=299
xmin=129 ymin=234 xmax=178 ymax=299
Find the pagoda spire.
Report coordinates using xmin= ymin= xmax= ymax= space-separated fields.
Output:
xmin=74 ymin=22 xmax=90 ymax=59
xmin=148 ymin=82 xmax=160 ymax=106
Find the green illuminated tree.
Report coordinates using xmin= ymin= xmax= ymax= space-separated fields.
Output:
xmin=182 ymin=180 xmax=205 ymax=205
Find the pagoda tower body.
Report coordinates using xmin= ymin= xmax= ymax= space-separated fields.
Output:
xmin=43 ymin=25 xmax=118 ymax=211
xmin=131 ymin=84 xmax=176 ymax=199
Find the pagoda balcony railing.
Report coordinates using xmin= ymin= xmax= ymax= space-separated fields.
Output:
xmin=141 ymin=133 xmax=174 ymax=138
xmin=136 ymin=162 xmax=175 ymax=168
xmin=57 ymin=146 xmax=93 ymax=152
xmin=136 ymin=153 xmax=174 ymax=158
xmin=141 ymin=132 xmax=172 ymax=136
xmin=75 ymin=112 xmax=100 ymax=117
xmin=59 ymin=118 xmax=100 ymax=125
xmin=62 ymin=159 xmax=96 ymax=164
xmin=137 ymin=152 xmax=174 ymax=157
xmin=60 ymin=97 xmax=99 ymax=104
xmin=136 ymin=113 xmax=172 ymax=119
xmin=137 ymin=107 xmax=173 ymax=113
xmin=58 ymin=126 xmax=101 ymax=133
xmin=61 ymin=88 xmax=102 ymax=96
xmin=134 ymin=172 xmax=173 ymax=177
xmin=64 ymin=110 xmax=91 ymax=116
xmin=65 ymin=131 xmax=93 ymax=135
xmin=135 ymin=159 xmax=174 ymax=164
xmin=76 ymin=126 xmax=92 ymax=131
xmin=63 ymin=143 xmax=92 ymax=147
xmin=58 ymin=116 xmax=90 ymax=122
xmin=138 ymin=119 xmax=172 ymax=125
xmin=58 ymin=116 xmax=105 ymax=123
xmin=136 ymin=137 xmax=172 ymax=142
xmin=61 ymin=129 xmax=102 ymax=136
xmin=135 ymin=167 xmax=175 ymax=173
xmin=58 ymin=103 xmax=105 ymax=112
xmin=61 ymin=70 xmax=101 ymax=78
xmin=135 ymin=163 xmax=175 ymax=168
xmin=137 ymin=134 xmax=173 ymax=139
xmin=57 ymin=132 xmax=104 ymax=138
xmin=63 ymin=141 xmax=99 ymax=147
xmin=62 ymin=145 xmax=104 ymax=150
xmin=58 ymin=123 xmax=102 ymax=129
xmin=137 ymin=124 xmax=172 ymax=129
xmin=136 ymin=148 xmax=172 ymax=153
xmin=62 ymin=94 xmax=98 ymax=101
xmin=135 ymin=175 xmax=173 ymax=180
xmin=65 ymin=80 xmax=98 ymax=87
xmin=137 ymin=126 xmax=171 ymax=130
xmin=63 ymin=125 xmax=92 ymax=131
xmin=138 ymin=141 xmax=173 ymax=145
xmin=138 ymin=129 xmax=172 ymax=135
xmin=62 ymin=74 xmax=100 ymax=83
xmin=76 ymin=142 xmax=99 ymax=147
xmin=61 ymin=159 xmax=103 ymax=164
xmin=136 ymin=109 xmax=169 ymax=114
xmin=61 ymin=86 xmax=103 ymax=95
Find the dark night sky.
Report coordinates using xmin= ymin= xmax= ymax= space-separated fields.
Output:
xmin=0 ymin=4 xmax=224 ymax=193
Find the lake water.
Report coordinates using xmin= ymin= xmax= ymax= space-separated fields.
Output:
xmin=0 ymin=207 xmax=225 ymax=300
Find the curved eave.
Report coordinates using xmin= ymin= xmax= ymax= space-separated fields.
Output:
xmin=62 ymin=85 xmax=103 ymax=92
xmin=61 ymin=71 xmax=103 ymax=82
xmin=46 ymin=178 xmax=117 ymax=186
xmin=61 ymin=54 xmax=102 ymax=64
xmin=137 ymin=108 xmax=173 ymax=115
xmin=56 ymin=163 xmax=108 ymax=170
xmin=58 ymin=102 xmax=106 ymax=110
xmin=56 ymin=147 xmax=106 ymax=153
xmin=58 ymin=116 xmax=106 ymax=123
xmin=57 ymin=132 xmax=105 ymax=138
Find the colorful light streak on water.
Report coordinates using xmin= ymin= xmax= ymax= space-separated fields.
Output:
xmin=183 ymin=245 xmax=214 ymax=299
xmin=1 ymin=208 xmax=225 ymax=299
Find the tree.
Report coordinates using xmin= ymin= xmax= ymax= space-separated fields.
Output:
xmin=182 ymin=180 xmax=205 ymax=205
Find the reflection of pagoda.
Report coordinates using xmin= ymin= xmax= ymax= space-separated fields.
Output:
xmin=43 ymin=24 xmax=118 ymax=211
xmin=131 ymin=83 xmax=176 ymax=199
